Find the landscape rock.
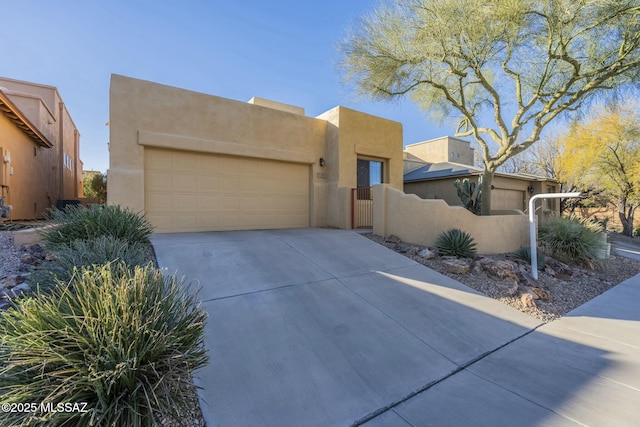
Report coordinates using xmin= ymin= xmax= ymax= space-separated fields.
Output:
xmin=385 ymin=234 xmax=401 ymax=244
xmin=495 ymin=279 xmax=519 ymax=296
xmin=418 ymin=248 xmax=436 ymax=260
xmin=0 ymin=275 xmax=17 ymax=290
xmin=530 ymin=287 xmax=552 ymax=302
xmin=1 ymin=287 xmax=23 ymax=299
xmin=20 ymin=253 xmax=37 ymax=265
xmin=28 ymin=243 xmax=46 ymax=259
xmin=520 ymin=292 xmax=537 ymax=308
xmin=394 ymin=243 xmax=414 ymax=254
xmin=516 ymin=267 xmax=537 ymax=287
xmin=442 ymin=258 xmax=471 ymax=275
xmin=480 ymin=259 xmax=519 ymax=280
xmin=0 ymin=299 xmax=10 ymax=311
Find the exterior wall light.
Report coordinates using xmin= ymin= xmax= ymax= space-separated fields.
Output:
xmin=319 ymin=157 xmax=325 ymax=167
xmin=527 ymin=184 xmax=534 ymax=194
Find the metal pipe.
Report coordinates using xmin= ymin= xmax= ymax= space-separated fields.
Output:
xmin=529 ymin=192 xmax=581 ymax=279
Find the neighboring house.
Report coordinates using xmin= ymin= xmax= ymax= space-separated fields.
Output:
xmin=0 ymin=77 xmax=83 ymax=220
xmin=404 ymin=137 xmax=560 ymax=216
xmin=108 ymin=75 xmax=403 ymax=233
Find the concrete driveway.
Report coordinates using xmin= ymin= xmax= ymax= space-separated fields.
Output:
xmin=151 ymin=228 xmax=640 ymax=427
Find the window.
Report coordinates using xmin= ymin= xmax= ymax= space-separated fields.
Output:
xmin=63 ymin=153 xmax=73 ymax=171
xmin=357 ymin=159 xmax=384 ymax=188
xmin=356 ymin=158 xmax=384 ymax=199
xmin=546 ymin=185 xmax=556 ymax=210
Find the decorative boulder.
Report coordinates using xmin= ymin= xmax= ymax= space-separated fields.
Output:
xmin=442 ymin=258 xmax=471 ymax=275
xmin=418 ymin=248 xmax=436 ymax=260
xmin=481 ymin=259 xmax=519 ymax=280
xmin=530 ymin=287 xmax=552 ymax=302
xmin=385 ymin=234 xmax=401 ymax=244
xmin=520 ymin=292 xmax=537 ymax=308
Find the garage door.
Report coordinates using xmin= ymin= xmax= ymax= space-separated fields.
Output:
xmin=493 ymin=189 xmax=525 ymax=211
xmin=144 ymin=148 xmax=309 ymax=233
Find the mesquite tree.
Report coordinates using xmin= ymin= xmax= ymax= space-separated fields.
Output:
xmin=340 ymin=0 xmax=640 ymax=214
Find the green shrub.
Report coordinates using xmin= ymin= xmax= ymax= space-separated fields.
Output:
xmin=512 ymin=246 xmax=546 ymax=270
xmin=435 ymin=228 xmax=477 ymax=258
xmin=0 ymin=263 xmax=208 ymax=426
xmin=634 ymin=226 xmax=640 ymax=237
xmin=40 ymin=204 xmax=154 ymax=247
xmin=538 ymin=216 xmax=605 ymax=264
xmin=31 ymin=235 xmax=153 ymax=290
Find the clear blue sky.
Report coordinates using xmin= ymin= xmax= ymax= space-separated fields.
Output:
xmin=1 ymin=1 xmax=455 ymax=173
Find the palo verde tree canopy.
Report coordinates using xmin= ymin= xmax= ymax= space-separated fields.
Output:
xmin=340 ymin=0 xmax=640 ymax=214
xmin=558 ymin=103 xmax=640 ymax=236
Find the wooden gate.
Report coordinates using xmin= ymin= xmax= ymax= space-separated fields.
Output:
xmin=351 ymin=187 xmax=373 ymax=229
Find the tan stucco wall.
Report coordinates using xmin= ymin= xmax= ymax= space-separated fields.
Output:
xmin=316 ymin=106 xmax=403 ymax=229
xmin=108 ymin=75 xmax=405 ymax=231
xmin=405 ymin=177 xmax=463 ymax=205
xmin=374 ymin=184 xmax=529 ymax=254
xmin=0 ymin=114 xmax=55 ymax=219
xmin=405 ymin=137 xmax=474 ymax=166
xmin=0 ymin=77 xmax=82 ymax=209
xmin=248 ymin=97 xmax=304 ymax=115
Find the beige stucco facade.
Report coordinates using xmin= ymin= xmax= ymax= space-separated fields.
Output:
xmin=403 ymin=137 xmax=560 ymax=220
xmin=108 ymin=75 xmax=403 ymax=233
xmin=405 ymin=137 xmax=475 ymax=167
xmin=0 ymin=77 xmax=82 ymax=220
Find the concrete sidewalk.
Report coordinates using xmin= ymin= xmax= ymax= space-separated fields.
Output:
xmin=151 ymin=228 xmax=640 ymax=427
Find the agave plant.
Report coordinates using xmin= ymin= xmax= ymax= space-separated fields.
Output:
xmin=435 ymin=228 xmax=477 ymax=258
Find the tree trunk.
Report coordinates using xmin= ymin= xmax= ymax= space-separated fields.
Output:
xmin=480 ymin=169 xmax=493 ymax=216
xmin=618 ymin=199 xmax=636 ymax=237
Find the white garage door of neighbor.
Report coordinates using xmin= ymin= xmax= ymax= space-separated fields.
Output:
xmin=144 ymin=148 xmax=310 ymax=233
xmin=493 ymin=189 xmax=525 ymax=211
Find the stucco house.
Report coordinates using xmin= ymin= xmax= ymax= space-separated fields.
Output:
xmin=403 ymin=137 xmax=560 ymax=217
xmin=108 ymin=75 xmax=403 ymax=233
xmin=0 ymin=77 xmax=83 ymax=220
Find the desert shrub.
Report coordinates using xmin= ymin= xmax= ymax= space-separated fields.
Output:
xmin=512 ymin=246 xmax=546 ymax=270
xmin=538 ymin=216 xmax=605 ymax=264
xmin=40 ymin=204 xmax=153 ymax=247
xmin=31 ymin=235 xmax=153 ymax=290
xmin=0 ymin=263 xmax=208 ymax=426
xmin=435 ymin=228 xmax=477 ymax=258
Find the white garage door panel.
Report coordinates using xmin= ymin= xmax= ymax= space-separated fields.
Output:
xmin=145 ymin=149 xmax=309 ymax=233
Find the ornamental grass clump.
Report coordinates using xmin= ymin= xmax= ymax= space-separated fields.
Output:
xmin=435 ymin=228 xmax=477 ymax=258
xmin=0 ymin=263 xmax=208 ymax=427
xmin=31 ymin=235 xmax=153 ymax=291
xmin=40 ymin=204 xmax=154 ymax=247
xmin=538 ymin=216 xmax=605 ymax=264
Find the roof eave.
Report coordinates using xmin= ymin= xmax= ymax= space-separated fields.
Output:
xmin=0 ymin=91 xmax=53 ymax=148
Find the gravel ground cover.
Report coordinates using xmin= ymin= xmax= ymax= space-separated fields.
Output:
xmin=366 ymin=232 xmax=640 ymax=322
